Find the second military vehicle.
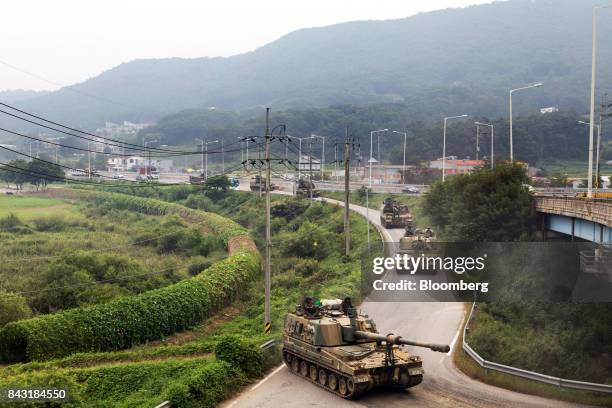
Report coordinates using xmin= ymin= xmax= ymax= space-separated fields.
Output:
xmin=283 ymin=297 xmax=450 ymax=398
xmin=379 ymin=198 xmax=411 ymax=228
xmin=295 ymin=179 xmax=320 ymax=198
xmin=249 ymin=175 xmax=276 ymax=191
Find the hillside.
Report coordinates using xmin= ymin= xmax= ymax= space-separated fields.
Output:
xmin=2 ymin=0 xmax=611 ymax=130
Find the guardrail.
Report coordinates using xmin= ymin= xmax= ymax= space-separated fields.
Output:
xmin=463 ymin=302 xmax=612 ymax=394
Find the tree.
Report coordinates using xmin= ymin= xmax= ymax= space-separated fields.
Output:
xmin=25 ymin=160 xmax=65 ymax=190
xmin=0 ymin=160 xmax=29 ymax=190
xmin=0 ymin=291 xmax=32 ymax=326
xmin=204 ymin=175 xmax=231 ymax=192
xmin=423 ymin=162 xmax=536 ymax=242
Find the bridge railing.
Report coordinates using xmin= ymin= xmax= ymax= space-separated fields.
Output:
xmin=462 ymin=302 xmax=612 ymax=394
xmin=535 ymin=195 xmax=612 ymax=227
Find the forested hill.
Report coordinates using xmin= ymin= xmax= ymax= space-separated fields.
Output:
xmin=4 ymin=0 xmax=612 ymax=129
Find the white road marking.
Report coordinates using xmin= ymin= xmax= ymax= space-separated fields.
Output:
xmin=250 ymin=364 xmax=285 ymax=391
xmin=446 ymin=305 xmax=467 ymax=356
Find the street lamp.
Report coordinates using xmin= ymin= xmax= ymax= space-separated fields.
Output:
xmin=311 ymin=134 xmax=325 ymax=181
xmin=587 ymin=5 xmax=612 ymax=198
xmin=392 ymin=130 xmax=407 ymax=184
xmin=579 ymin=120 xmax=602 ymax=187
xmin=369 ymin=129 xmax=388 ymax=187
xmin=442 ymin=115 xmax=469 ymax=182
xmin=475 ymin=122 xmax=494 ymax=169
xmin=143 ymin=136 xmax=158 ymax=177
xmin=509 ymin=82 xmax=543 ymax=161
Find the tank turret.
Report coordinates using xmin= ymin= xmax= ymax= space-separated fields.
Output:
xmin=282 ymin=296 xmax=450 ymax=398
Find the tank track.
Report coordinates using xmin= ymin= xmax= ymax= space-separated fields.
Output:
xmin=283 ymin=349 xmax=369 ymax=399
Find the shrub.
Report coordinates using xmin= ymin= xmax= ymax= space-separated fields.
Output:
xmin=177 ymin=360 xmax=246 ymax=408
xmin=0 ymin=291 xmax=32 ymax=327
xmin=214 ymin=335 xmax=264 ymax=377
xmin=0 ymin=251 xmax=260 ymax=362
xmin=0 ymin=213 xmax=23 ymax=232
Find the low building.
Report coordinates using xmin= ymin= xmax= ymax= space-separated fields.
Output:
xmin=107 ymin=156 xmax=173 ymax=172
xmin=429 ymin=158 xmax=485 ymax=175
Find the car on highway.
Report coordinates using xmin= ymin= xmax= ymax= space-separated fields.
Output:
xmin=402 ymin=186 xmax=420 ymax=194
xmin=112 ymin=174 xmax=126 ymax=180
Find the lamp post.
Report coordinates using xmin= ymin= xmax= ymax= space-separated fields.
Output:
xmin=196 ymin=138 xmax=204 ymax=174
xmin=587 ymin=5 xmax=612 ymax=198
xmin=442 ymin=115 xmax=468 ymax=182
xmin=204 ymin=140 xmax=218 ymax=179
xmin=143 ymin=136 xmax=158 ymax=177
xmin=237 ymin=136 xmax=244 ymax=162
xmin=369 ymin=129 xmax=388 ymax=187
xmin=509 ymin=83 xmax=543 ymax=161
xmin=579 ymin=120 xmax=602 ymax=188
xmin=475 ymin=122 xmax=494 ymax=169
xmin=311 ymin=134 xmax=325 ymax=181
xmin=392 ymin=131 xmax=407 ymax=184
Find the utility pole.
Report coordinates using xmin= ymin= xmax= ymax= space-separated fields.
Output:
xmin=88 ymin=141 xmax=91 ymax=180
xmin=476 ymin=126 xmax=480 ymax=161
xmin=344 ymin=128 xmax=351 ymax=257
xmin=308 ymin=139 xmax=314 ymax=200
xmin=598 ymin=94 xmax=612 ymax=188
xmin=264 ymin=108 xmax=272 ymax=335
xmin=221 ymin=137 xmax=225 ymax=172
xmin=366 ymin=186 xmax=370 ymax=253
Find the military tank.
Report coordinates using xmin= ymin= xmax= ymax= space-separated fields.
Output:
xmin=295 ymin=179 xmax=320 ymax=198
xmin=379 ymin=198 xmax=411 ymax=228
xmin=282 ymin=297 xmax=450 ymax=398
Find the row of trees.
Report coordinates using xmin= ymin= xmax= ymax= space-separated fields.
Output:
xmin=0 ymin=159 xmax=64 ymax=190
xmin=138 ymin=106 xmax=596 ymax=168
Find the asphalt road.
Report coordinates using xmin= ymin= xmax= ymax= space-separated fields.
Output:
xmin=221 ymin=194 xmax=593 ymax=408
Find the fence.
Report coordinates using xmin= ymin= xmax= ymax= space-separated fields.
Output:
xmin=462 ymin=302 xmax=612 ymax=394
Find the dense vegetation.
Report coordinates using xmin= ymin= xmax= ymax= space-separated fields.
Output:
xmin=132 ymin=105 xmax=603 ymax=176
xmin=423 ymin=162 xmax=536 ymax=241
xmin=469 ymin=303 xmax=611 ymax=384
xmin=0 ymin=186 xmax=380 ymax=406
xmin=3 ymin=0 xmax=610 ymax=129
xmin=0 ymin=195 xmax=225 ymax=318
xmin=423 ymin=164 xmax=610 ymax=385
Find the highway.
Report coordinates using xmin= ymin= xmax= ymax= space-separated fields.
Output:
xmin=221 ymin=189 xmax=593 ymax=408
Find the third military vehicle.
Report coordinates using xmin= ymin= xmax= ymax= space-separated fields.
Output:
xmin=249 ymin=175 xmax=276 ymax=191
xmin=295 ymin=179 xmax=320 ymax=198
xmin=379 ymin=198 xmax=411 ymax=228
xmin=283 ymin=297 xmax=450 ymax=398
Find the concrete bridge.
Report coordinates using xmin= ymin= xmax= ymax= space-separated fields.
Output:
xmin=535 ymin=194 xmax=612 ymax=243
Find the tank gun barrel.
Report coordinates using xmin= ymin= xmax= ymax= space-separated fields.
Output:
xmin=354 ymin=331 xmax=450 ymax=353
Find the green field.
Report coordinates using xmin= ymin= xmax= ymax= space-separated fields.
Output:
xmin=536 ymin=160 xmax=612 ymax=179
xmin=0 ymin=195 xmax=78 ymax=220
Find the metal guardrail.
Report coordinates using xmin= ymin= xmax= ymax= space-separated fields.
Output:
xmin=463 ymin=302 xmax=612 ymax=394
xmin=260 ymin=339 xmax=277 ymax=350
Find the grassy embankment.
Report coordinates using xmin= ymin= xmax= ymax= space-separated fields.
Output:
xmin=454 ymin=304 xmax=612 ymax=407
xmin=0 ymin=194 xmax=227 ymax=314
xmin=0 ymin=187 xmax=381 ymax=407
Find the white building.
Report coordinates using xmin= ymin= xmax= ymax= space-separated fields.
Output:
xmin=297 ymin=155 xmax=321 ymax=172
xmin=107 ymin=156 xmax=173 ymax=173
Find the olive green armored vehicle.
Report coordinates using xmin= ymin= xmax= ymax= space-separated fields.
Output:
xmin=379 ymin=198 xmax=411 ymax=228
xmin=282 ymin=297 xmax=450 ymax=398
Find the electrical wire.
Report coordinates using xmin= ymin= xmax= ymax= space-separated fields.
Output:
xmin=0 ymin=103 xmax=248 ymax=155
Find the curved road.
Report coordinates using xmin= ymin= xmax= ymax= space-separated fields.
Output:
xmin=223 ymin=188 xmax=593 ymax=408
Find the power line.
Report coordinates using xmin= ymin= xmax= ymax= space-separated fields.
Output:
xmin=0 ymin=59 xmax=139 ymax=110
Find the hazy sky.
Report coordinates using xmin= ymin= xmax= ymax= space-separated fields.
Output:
xmin=0 ymin=0 xmax=495 ymax=91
